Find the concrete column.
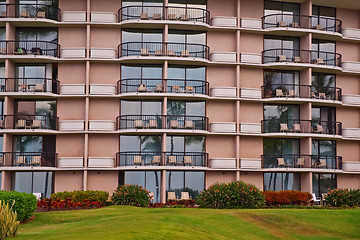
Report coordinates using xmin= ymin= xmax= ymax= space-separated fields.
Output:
xmin=161 ymin=169 xmax=166 ymax=203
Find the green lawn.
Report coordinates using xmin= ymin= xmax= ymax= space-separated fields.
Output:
xmin=17 ymin=206 xmax=360 ymax=240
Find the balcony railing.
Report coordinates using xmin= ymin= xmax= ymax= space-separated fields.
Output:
xmin=262 ymin=48 xmax=342 ymax=67
xmin=261 ymin=119 xmax=342 ymax=135
xmin=0 ymin=78 xmax=59 ymax=94
xmin=261 ymin=84 xmax=342 ymax=101
xmin=0 ymin=3 xmax=61 ymax=21
xmin=117 ymin=78 xmax=209 ymax=95
xmin=262 ymin=14 xmax=342 ymax=33
xmin=118 ymin=5 xmax=210 ymax=24
xmin=261 ymin=154 xmax=342 ymax=169
xmin=0 ymin=115 xmax=59 ymax=130
xmin=116 ymin=115 xmax=208 ymax=131
xmin=0 ymin=40 xmax=60 ymax=58
xmin=116 ymin=151 xmax=208 ymax=167
xmin=118 ymin=42 xmax=210 ymax=60
xmin=0 ymin=152 xmax=57 ymax=167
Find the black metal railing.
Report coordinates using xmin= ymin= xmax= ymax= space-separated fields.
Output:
xmin=0 ymin=78 xmax=59 ymax=94
xmin=261 ymin=154 xmax=342 ymax=169
xmin=261 ymin=119 xmax=342 ymax=135
xmin=0 ymin=3 xmax=61 ymax=21
xmin=116 ymin=151 xmax=208 ymax=167
xmin=118 ymin=5 xmax=210 ymax=24
xmin=117 ymin=78 xmax=209 ymax=95
xmin=262 ymin=48 xmax=342 ymax=67
xmin=261 ymin=84 xmax=342 ymax=101
xmin=118 ymin=42 xmax=210 ymax=60
xmin=0 ymin=115 xmax=59 ymax=130
xmin=116 ymin=115 xmax=208 ymax=131
xmin=0 ymin=152 xmax=57 ymax=167
xmin=0 ymin=40 xmax=60 ymax=58
xmin=262 ymin=14 xmax=342 ymax=33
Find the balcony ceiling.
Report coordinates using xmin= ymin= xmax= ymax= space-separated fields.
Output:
xmin=271 ymin=0 xmax=360 ymax=10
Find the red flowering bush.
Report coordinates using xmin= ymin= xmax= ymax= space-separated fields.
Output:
xmin=112 ymin=185 xmax=150 ymax=207
xmin=326 ymin=188 xmax=360 ymax=207
xmin=263 ymin=190 xmax=312 ymax=206
xmin=37 ymin=198 xmax=102 ymax=211
xmin=197 ymin=181 xmax=265 ymax=209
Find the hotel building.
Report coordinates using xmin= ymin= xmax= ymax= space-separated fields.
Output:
xmin=0 ymin=0 xmax=359 ymax=203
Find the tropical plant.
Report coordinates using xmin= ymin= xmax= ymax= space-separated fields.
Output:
xmin=112 ymin=185 xmax=150 ymax=207
xmin=0 ymin=200 xmax=20 ymax=240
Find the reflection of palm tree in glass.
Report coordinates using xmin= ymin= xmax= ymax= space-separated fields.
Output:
xmin=312 ymin=75 xmax=335 ymax=99
xmin=35 ymin=101 xmax=56 ymax=129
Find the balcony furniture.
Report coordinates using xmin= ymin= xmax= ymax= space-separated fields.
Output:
xmin=184 ymin=120 xmax=194 ymax=129
xmin=151 ymin=155 xmax=161 ymax=165
xmin=313 ymin=124 xmax=324 ymax=134
xmin=291 ymin=22 xmax=299 ymax=28
xmin=181 ymin=50 xmax=190 ymax=57
xmin=185 ymin=86 xmax=194 ymax=93
xmin=154 ymin=84 xmax=163 ymax=92
xmin=167 ymin=192 xmax=177 ymax=201
xmin=34 ymin=83 xmax=44 ymax=92
xmin=15 ymin=48 xmax=26 ymax=55
xmin=276 ymin=89 xmax=284 ymax=97
xmin=318 ymin=159 xmax=326 ymax=168
xmin=180 ymin=14 xmax=189 ymax=21
xmin=140 ymin=48 xmax=149 ymax=56
xmin=153 ymin=13 xmax=162 ymax=20
xmin=297 ymin=158 xmax=305 ymax=168
xmin=184 ymin=156 xmax=192 ymax=165
xmin=294 ymin=56 xmax=303 ymax=63
xmin=167 ymin=50 xmax=176 ymax=56
xmin=170 ymin=120 xmax=180 ymax=129
xmin=314 ymin=58 xmax=325 ymax=65
xmin=31 ymin=48 xmax=42 ymax=55
xmin=319 ymin=92 xmax=327 ymax=100
xmin=172 ymin=85 xmax=181 ymax=93
xmin=278 ymin=21 xmax=286 ymax=27
xmin=16 ymin=119 xmax=26 ymax=129
xmin=32 ymin=155 xmax=41 ymax=166
xmin=168 ymin=155 xmax=177 ymax=165
xmin=149 ymin=192 xmax=154 ymax=203
xmin=140 ymin=13 xmax=149 ymax=20
xmin=134 ymin=120 xmax=145 ymax=129
xmin=137 ymin=84 xmax=147 ymax=92
xmin=19 ymin=84 xmax=28 ymax=92
xmin=312 ymin=193 xmax=321 ymax=205
xmin=0 ymin=11 xmax=6 ymax=17
xmin=280 ymin=123 xmax=289 ymax=133
xmin=181 ymin=192 xmax=190 ymax=200
xmin=278 ymin=55 xmax=287 ymax=62
xmin=20 ymin=10 xmax=30 ymax=18
xmin=154 ymin=49 xmax=163 ymax=56
xmin=277 ymin=158 xmax=285 ymax=167
xmin=0 ymin=48 xmax=6 ymax=54
xmin=148 ymin=120 xmax=157 ymax=129
xmin=287 ymin=89 xmax=295 ymax=97
xmin=133 ymin=155 xmax=142 ymax=165
xmin=16 ymin=156 xmax=26 ymax=166
xmin=168 ymin=14 xmax=177 ymax=20
xmin=37 ymin=11 xmax=46 ymax=18
xmin=31 ymin=120 xmax=42 ymax=129
xmin=293 ymin=123 xmax=301 ymax=133
xmin=315 ymin=25 xmax=323 ymax=30
xmin=0 ymin=156 xmax=3 ymax=166
xmin=311 ymin=92 xmax=319 ymax=99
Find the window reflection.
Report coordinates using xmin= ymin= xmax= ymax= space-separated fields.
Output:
xmin=166 ymin=136 xmax=205 ymax=153
xmin=12 ymin=171 xmax=54 ymax=198
xmin=264 ymin=172 xmax=300 ymax=191
xmin=120 ymin=135 xmax=161 ymax=152
xmin=121 ymin=100 xmax=162 ymax=115
xmin=0 ymin=28 xmax=5 ymax=41
xmin=122 ymin=29 xmax=163 ymax=43
xmin=16 ymin=27 xmax=58 ymax=42
xmin=168 ymin=30 xmax=206 ymax=45
xmin=166 ymin=171 xmax=204 ymax=199
xmin=311 ymin=39 xmax=336 ymax=66
xmin=167 ymin=101 xmax=205 ymax=116
xmin=263 ymin=70 xmax=299 ymax=98
xmin=312 ymin=173 xmax=336 ymax=197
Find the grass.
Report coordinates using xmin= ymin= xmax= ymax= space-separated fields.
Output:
xmin=17 ymin=206 xmax=360 ymax=240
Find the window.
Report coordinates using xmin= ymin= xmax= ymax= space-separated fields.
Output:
xmin=168 ymin=65 xmax=205 ymax=81
xmin=263 ymin=36 xmax=300 ymax=63
xmin=0 ymin=28 xmax=5 ymax=41
xmin=120 ymin=135 xmax=161 ymax=153
xmin=264 ymin=172 xmax=301 ymax=191
xmin=168 ymin=0 xmax=207 ymax=10
xmin=312 ymin=140 xmax=337 ymax=169
xmin=312 ymin=5 xmax=336 ymax=31
xmin=311 ymin=39 xmax=336 ymax=66
xmin=122 ymin=29 xmax=163 ymax=43
xmin=312 ymin=173 xmax=336 ymax=197
xmin=311 ymin=106 xmax=335 ymax=123
xmin=264 ymin=0 xmax=300 ymax=28
xmin=168 ymin=30 xmax=206 ymax=45
xmin=13 ymin=135 xmax=56 ymax=153
xmin=122 ymin=0 xmax=163 ymax=7
xmin=166 ymin=171 xmax=204 ymax=199
xmin=121 ymin=65 xmax=162 ymax=80
xmin=11 ymin=171 xmax=54 ymax=198
xmin=263 ymin=70 xmax=299 ymax=98
xmin=16 ymin=27 xmax=58 ymax=42
xmin=166 ymin=136 xmax=205 ymax=153
xmin=312 ymin=73 xmax=336 ymax=99
xmin=263 ymin=138 xmax=300 ymax=167
xmin=167 ymin=101 xmax=205 ymax=116
xmin=121 ymin=100 xmax=162 ymax=116
xmin=263 ymin=104 xmax=300 ymax=133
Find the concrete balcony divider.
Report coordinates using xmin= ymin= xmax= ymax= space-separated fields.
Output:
xmin=58 ymin=157 xmax=84 ymax=168
xmin=241 ymin=18 xmax=262 ymax=29
xmin=62 ymin=11 xmax=86 ymax=22
xmin=342 ymin=62 xmax=360 ymax=73
xmin=240 ymin=88 xmax=262 ymax=99
xmin=240 ymin=158 xmax=262 ymax=169
xmin=343 ymin=128 xmax=360 ymax=139
xmin=239 ymin=123 xmax=262 ymax=134
xmin=210 ymin=52 xmax=237 ymax=62
xmin=90 ymin=48 xmax=116 ymax=59
xmin=211 ymin=87 xmax=236 ymax=98
xmin=342 ymin=95 xmax=360 ymax=106
xmin=88 ymin=157 xmax=114 ymax=168
xmin=59 ymin=120 xmax=85 ymax=131
xmin=89 ymin=120 xmax=115 ymax=131
xmin=343 ymin=162 xmax=360 ymax=172
xmin=210 ymin=158 xmax=236 ymax=169
xmin=343 ymin=28 xmax=360 ymax=40
xmin=90 ymin=84 xmax=116 ymax=95
xmin=61 ymin=84 xmax=85 ymax=95
xmin=211 ymin=16 xmax=237 ymax=27
xmin=61 ymin=48 xmax=86 ymax=58
xmin=91 ymin=12 xmax=117 ymax=23
xmin=240 ymin=53 xmax=262 ymax=64
xmin=210 ymin=122 xmax=236 ymax=132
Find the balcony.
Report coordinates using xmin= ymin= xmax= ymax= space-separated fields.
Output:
xmin=116 ymin=152 xmax=208 ymax=167
xmin=0 ymin=3 xmax=61 ymax=21
xmin=118 ymin=6 xmax=210 ymax=24
xmin=262 ymin=14 xmax=342 ymax=33
xmin=0 ymin=78 xmax=59 ymax=94
xmin=118 ymin=42 xmax=210 ymax=60
xmin=1 ymin=115 xmax=59 ymax=130
xmin=261 ymin=119 xmax=342 ymax=136
xmin=117 ymin=78 xmax=209 ymax=95
xmin=262 ymin=84 xmax=342 ymax=101
xmin=116 ymin=115 xmax=208 ymax=131
xmin=262 ymin=49 xmax=342 ymax=67
xmin=261 ymin=154 xmax=342 ymax=169
xmin=0 ymin=152 xmax=57 ymax=167
xmin=0 ymin=40 xmax=60 ymax=58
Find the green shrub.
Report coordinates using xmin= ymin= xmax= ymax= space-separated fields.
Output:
xmin=263 ymin=190 xmax=312 ymax=206
xmin=112 ymin=185 xmax=150 ymax=207
xmin=326 ymin=188 xmax=360 ymax=207
xmin=197 ymin=181 xmax=265 ymax=209
xmin=0 ymin=200 xmax=20 ymax=240
xmin=0 ymin=191 xmax=36 ymax=222
xmin=51 ymin=190 xmax=109 ymax=204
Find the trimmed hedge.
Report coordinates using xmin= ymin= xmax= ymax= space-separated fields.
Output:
xmin=0 ymin=191 xmax=36 ymax=222
xmin=326 ymin=188 xmax=360 ymax=207
xmin=51 ymin=190 xmax=109 ymax=204
xmin=112 ymin=185 xmax=150 ymax=207
xmin=197 ymin=181 xmax=265 ymax=209
xmin=263 ymin=190 xmax=312 ymax=206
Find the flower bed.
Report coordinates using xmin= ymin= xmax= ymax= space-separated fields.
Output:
xmin=37 ymin=198 xmax=103 ymax=212
xmin=263 ymin=190 xmax=312 ymax=206
xmin=149 ymin=200 xmax=197 ymax=208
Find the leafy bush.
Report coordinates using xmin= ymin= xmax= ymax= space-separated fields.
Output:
xmin=51 ymin=190 xmax=109 ymax=204
xmin=37 ymin=198 xmax=103 ymax=211
xmin=112 ymin=185 xmax=150 ymax=207
xmin=0 ymin=191 xmax=36 ymax=222
xmin=263 ymin=191 xmax=312 ymax=206
xmin=149 ymin=200 xmax=196 ymax=208
xmin=197 ymin=181 xmax=265 ymax=209
xmin=326 ymin=188 xmax=360 ymax=207
xmin=0 ymin=200 xmax=20 ymax=240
